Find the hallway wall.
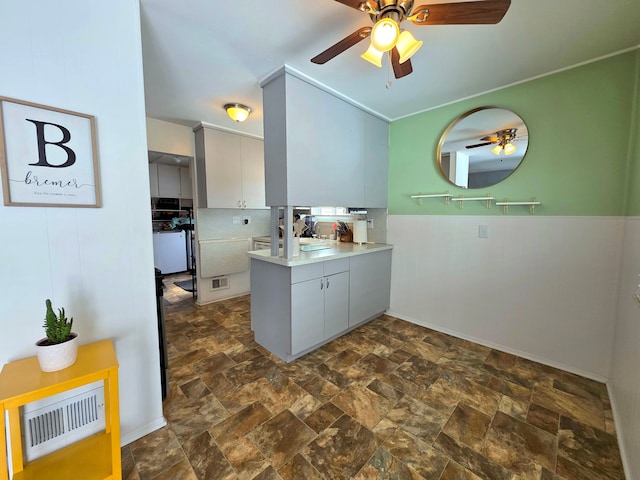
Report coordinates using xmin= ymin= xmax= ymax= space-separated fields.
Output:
xmin=0 ymin=0 xmax=164 ymax=444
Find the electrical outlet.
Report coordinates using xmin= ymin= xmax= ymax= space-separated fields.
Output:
xmin=233 ymin=216 xmax=241 ymax=224
xmin=243 ymin=216 xmax=251 ymax=225
xmin=478 ymin=224 xmax=489 ymax=238
xmin=367 ymin=219 xmax=374 ymax=228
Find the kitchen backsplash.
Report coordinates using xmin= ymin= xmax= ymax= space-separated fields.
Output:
xmin=301 ymin=208 xmax=387 ymax=244
xmin=196 ymin=207 xmax=388 ymax=244
xmin=196 ymin=208 xmax=271 ymax=240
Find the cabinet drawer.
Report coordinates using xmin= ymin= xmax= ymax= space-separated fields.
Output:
xmin=290 ymin=262 xmax=324 ymax=284
xmin=324 ymin=258 xmax=349 ymax=276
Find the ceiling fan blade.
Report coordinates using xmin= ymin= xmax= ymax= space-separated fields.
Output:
xmin=411 ymin=0 xmax=511 ymax=25
xmin=334 ymin=0 xmax=368 ymax=11
xmin=311 ymin=27 xmax=372 ymax=64
xmin=480 ymin=135 xmax=498 ymax=142
xmin=466 ymin=141 xmax=495 ymax=149
xmin=391 ymin=47 xmax=413 ymax=79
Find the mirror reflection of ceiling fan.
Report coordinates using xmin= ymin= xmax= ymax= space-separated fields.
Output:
xmin=311 ymin=0 xmax=511 ymax=79
xmin=466 ymin=128 xmax=523 ymax=156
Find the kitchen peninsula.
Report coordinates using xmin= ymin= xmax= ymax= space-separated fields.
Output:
xmin=252 ymin=65 xmax=393 ymax=361
xmin=248 ymin=242 xmax=392 ymax=362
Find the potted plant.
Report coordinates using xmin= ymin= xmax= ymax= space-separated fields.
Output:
xmin=35 ymin=299 xmax=78 ymax=372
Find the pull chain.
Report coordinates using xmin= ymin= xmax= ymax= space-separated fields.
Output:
xmin=385 ymin=52 xmax=393 ymax=89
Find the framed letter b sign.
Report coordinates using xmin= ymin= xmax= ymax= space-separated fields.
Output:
xmin=0 ymin=96 xmax=101 ymax=207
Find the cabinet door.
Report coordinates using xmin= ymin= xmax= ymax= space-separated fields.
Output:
xmin=179 ymin=166 xmax=192 ymax=200
xmin=149 ymin=163 xmax=159 ymax=197
xmin=204 ymin=129 xmax=243 ymax=208
xmin=157 ymin=164 xmax=181 ymax=198
xmin=324 ymin=271 xmax=349 ymax=339
xmin=349 ymin=250 xmax=391 ymax=327
xmin=284 ymin=76 xmax=365 ymax=207
xmin=291 ymin=277 xmax=325 ymax=354
xmin=364 ymin=115 xmax=389 ymax=208
xmin=240 ymin=136 xmax=266 ymax=209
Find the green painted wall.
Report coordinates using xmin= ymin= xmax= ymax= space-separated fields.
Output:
xmin=389 ymin=50 xmax=639 ymax=216
xmin=625 ymin=50 xmax=640 ymax=216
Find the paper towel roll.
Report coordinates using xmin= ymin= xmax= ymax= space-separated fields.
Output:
xmin=353 ymin=220 xmax=367 ymax=244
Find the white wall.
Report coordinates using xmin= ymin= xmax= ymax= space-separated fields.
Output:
xmin=387 ymin=214 xmax=624 ymax=379
xmin=195 ymin=208 xmax=270 ymax=304
xmin=610 ymin=217 xmax=640 ymax=477
xmin=0 ymin=1 xmax=165 ymax=445
xmin=146 ymin=117 xmax=195 ymax=157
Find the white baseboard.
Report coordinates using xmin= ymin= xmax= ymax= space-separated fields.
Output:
xmin=606 ymin=384 xmax=634 ymax=480
xmin=120 ymin=416 xmax=167 ymax=447
xmin=385 ymin=309 xmax=609 ymax=383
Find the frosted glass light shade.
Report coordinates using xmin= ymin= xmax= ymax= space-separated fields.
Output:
xmin=361 ymin=44 xmax=383 ymax=67
xmin=504 ymin=143 xmax=517 ymax=155
xmin=491 ymin=144 xmax=503 ymax=155
xmin=396 ymin=30 xmax=423 ymax=63
xmin=371 ymin=18 xmax=399 ymax=52
xmin=224 ymin=103 xmax=251 ymax=122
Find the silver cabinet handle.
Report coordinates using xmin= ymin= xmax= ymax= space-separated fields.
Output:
xmin=242 ymin=200 xmax=247 ymax=208
xmin=320 ymin=278 xmax=324 ymax=290
xmin=237 ymin=200 xmax=242 ymax=208
xmin=326 ymin=277 xmax=330 ymax=289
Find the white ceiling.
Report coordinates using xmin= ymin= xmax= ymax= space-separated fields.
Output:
xmin=139 ymin=0 xmax=640 ymax=138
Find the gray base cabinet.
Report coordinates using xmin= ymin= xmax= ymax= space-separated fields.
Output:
xmin=349 ymin=249 xmax=392 ymax=327
xmin=291 ymin=265 xmax=349 ymax=354
xmin=251 ymin=250 xmax=390 ymax=362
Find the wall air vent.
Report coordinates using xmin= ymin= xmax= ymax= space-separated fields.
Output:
xmin=211 ymin=276 xmax=229 ymax=291
xmin=20 ymin=381 xmax=105 ymax=462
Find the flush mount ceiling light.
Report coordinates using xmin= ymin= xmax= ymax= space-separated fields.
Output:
xmin=224 ymin=103 xmax=252 ymax=122
xmin=311 ymin=0 xmax=511 ymax=80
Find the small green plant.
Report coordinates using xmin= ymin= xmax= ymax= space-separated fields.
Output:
xmin=43 ymin=299 xmax=74 ymax=345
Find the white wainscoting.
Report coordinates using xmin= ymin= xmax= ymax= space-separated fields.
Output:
xmin=610 ymin=217 xmax=640 ymax=479
xmin=387 ymin=215 xmax=625 ymax=379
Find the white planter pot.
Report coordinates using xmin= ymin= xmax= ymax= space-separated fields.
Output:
xmin=35 ymin=333 xmax=78 ymax=372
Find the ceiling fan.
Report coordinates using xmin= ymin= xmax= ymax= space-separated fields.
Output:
xmin=311 ymin=0 xmax=511 ymax=79
xmin=466 ymin=128 xmax=519 ymax=155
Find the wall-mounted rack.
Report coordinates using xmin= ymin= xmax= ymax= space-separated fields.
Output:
xmin=451 ymin=195 xmax=494 ymax=209
xmin=410 ymin=192 xmax=452 ymax=206
xmin=495 ymin=198 xmax=541 ymax=215
xmin=411 ymin=192 xmax=543 ymax=214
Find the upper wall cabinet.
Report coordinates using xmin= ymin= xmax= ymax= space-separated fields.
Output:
xmin=261 ymin=68 xmax=389 ymax=208
xmin=179 ymin=166 xmax=192 ymax=200
xmin=194 ymin=125 xmax=267 ymax=209
xmin=149 ymin=163 xmax=188 ymax=199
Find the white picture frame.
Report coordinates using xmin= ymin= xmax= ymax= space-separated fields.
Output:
xmin=0 ymin=96 xmax=101 ymax=207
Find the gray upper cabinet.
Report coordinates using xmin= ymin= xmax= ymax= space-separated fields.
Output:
xmin=194 ymin=124 xmax=266 ymax=209
xmin=261 ymin=68 xmax=388 ymax=208
xmin=364 ymin=115 xmax=389 ymax=208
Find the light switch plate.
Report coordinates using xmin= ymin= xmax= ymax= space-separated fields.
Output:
xmin=233 ymin=216 xmax=241 ymax=224
xmin=478 ymin=224 xmax=489 ymax=238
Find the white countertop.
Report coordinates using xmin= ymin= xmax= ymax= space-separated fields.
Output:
xmin=247 ymin=241 xmax=393 ymax=267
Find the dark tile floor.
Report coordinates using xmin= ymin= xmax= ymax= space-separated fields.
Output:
xmin=122 ymin=274 xmax=625 ymax=479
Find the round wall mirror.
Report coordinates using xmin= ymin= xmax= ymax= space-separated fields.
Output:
xmin=437 ymin=107 xmax=529 ymax=189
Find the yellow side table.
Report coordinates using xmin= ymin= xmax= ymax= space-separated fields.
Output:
xmin=0 ymin=340 xmax=120 ymax=480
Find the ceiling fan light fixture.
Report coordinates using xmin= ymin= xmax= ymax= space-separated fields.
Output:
xmin=360 ymin=44 xmax=383 ymax=67
xmin=491 ymin=144 xmax=503 ymax=155
xmin=504 ymin=142 xmax=517 ymax=155
xmin=224 ymin=103 xmax=251 ymax=122
xmin=370 ymin=17 xmax=400 ymax=52
xmin=396 ymin=30 xmax=423 ymax=64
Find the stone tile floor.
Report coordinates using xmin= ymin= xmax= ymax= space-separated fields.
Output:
xmin=122 ymin=273 xmax=625 ymax=479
